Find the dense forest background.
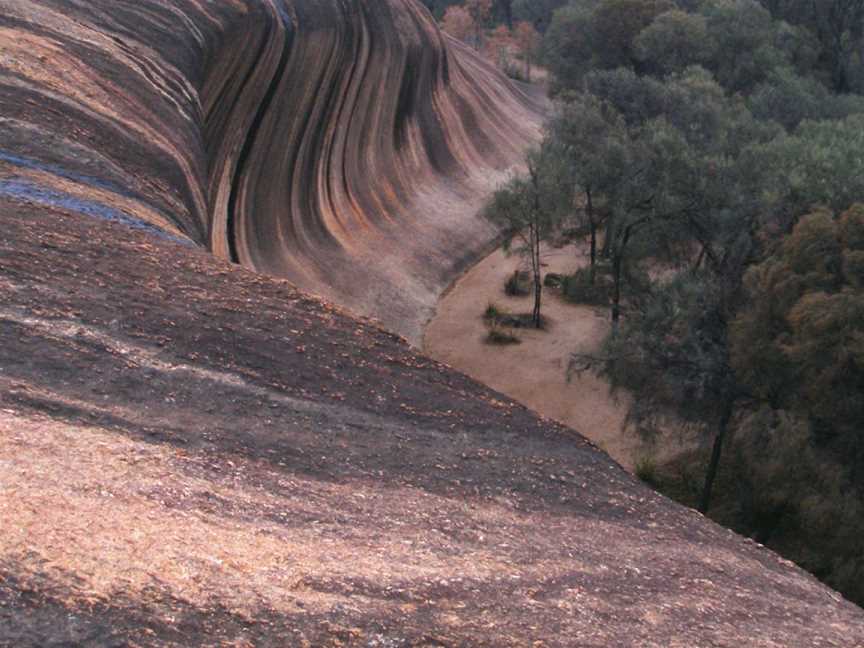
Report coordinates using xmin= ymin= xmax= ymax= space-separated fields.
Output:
xmin=434 ymin=0 xmax=864 ymax=607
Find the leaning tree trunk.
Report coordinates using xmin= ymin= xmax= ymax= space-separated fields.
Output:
xmin=699 ymin=398 xmax=734 ymax=514
xmin=586 ymin=189 xmax=597 ymax=285
xmin=611 ymin=226 xmax=633 ymax=331
xmin=531 ymin=223 xmax=542 ymax=328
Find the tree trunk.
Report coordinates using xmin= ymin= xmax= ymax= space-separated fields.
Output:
xmin=611 ymin=224 xmax=634 ymax=331
xmin=529 ymin=166 xmax=543 ymax=329
xmin=601 ymin=226 xmax=612 ymax=259
xmin=692 ymin=245 xmax=706 ymax=272
xmin=699 ymin=398 xmax=734 ymax=514
xmin=533 ymin=275 xmax=542 ymax=326
xmin=611 ymin=252 xmax=622 ymax=330
xmin=586 ymin=189 xmax=597 ymax=285
xmin=532 ymin=224 xmax=542 ymax=328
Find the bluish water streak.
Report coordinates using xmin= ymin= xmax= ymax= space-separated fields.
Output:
xmin=0 ymin=179 xmax=193 ymax=246
xmin=0 ymin=150 xmax=139 ymax=200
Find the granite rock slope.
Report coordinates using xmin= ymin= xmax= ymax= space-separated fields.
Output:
xmin=0 ymin=0 xmax=544 ymax=341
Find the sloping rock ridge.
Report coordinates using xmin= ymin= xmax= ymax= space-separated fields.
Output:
xmin=2 ymin=1 xmax=864 ymax=646
xmin=0 ymin=0 xmax=544 ymax=341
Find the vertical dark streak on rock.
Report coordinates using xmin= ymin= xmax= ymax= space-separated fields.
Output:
xmin=225 ymin=11 xmax=294 ymax=264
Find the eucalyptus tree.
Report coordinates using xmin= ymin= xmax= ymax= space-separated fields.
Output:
xmin=548 ymin=94 xmax=630 ymax=283
xmin=570 ymin=70 xmax=775 ymax=510
xmin=484 ymin=145 xmax=568 ymax=327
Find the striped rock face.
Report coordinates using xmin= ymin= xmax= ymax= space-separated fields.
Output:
xmin=0 ymin=0 xmax=544 ymax=341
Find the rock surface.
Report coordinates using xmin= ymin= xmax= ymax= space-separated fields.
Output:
xmin=0 ymin=0 xmax=544 ymax=342
xmin=1 ymin=1 xmax=864 ymax=646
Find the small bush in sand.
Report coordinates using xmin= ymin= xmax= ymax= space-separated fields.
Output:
xmin=504 ymin=270 xmax=531 ymax=296
xmin=500 ymin=312 xmax=547 ymax=329
xmin=483 ymin=302 xmax=504 ymax=322
xmin=486 ymin=321 xmax=521 ymax=345
xmin=561 ymin=267 xmax=613 ymax=306
xmin=544 ymin=272 xmax=564 ymax=288
xmin=635 ymin=455 xmax=660 ymax=487
xmin=483 ymin=302 xmax=545 ymax=337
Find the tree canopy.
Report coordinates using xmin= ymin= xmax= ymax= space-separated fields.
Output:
xmin=533 ymin=0 xmax=864 ymax=606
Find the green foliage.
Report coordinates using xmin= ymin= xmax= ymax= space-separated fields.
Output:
xmin=782 ymin=209 xmax=843 ymax=282
xmin=756 ymin=0 xmax=864 ymax=93
xmin=485 ymin=322 xmax=522 ymax=345
xmin=548 ymin=92 xmax=635 ymax=211
xmin=543 ymin=0 xmax=671 ymax=91
xmin=698 ymin=0 xmax=782 ymax=93
xmin=538 ymin=0 xmax=864 ymax=606
xmin=747 ymin=67 xmax=864 ymax=130
xmin=839 ymin=201 xmax=864 ymax=249
xmin=650 ymin=406 xmax=864 ymax=605
xmin=731 ymin=205 xmax=864 ymax=481
xmin=545 ymin=0 xmax=864 ymax=115
xmin=483 ymin=301 xmax=504 ymax=321
xmin=542 ymin=3 xmax=598 ymax=91
xmin=583 ymin=67 xmax=668 ymax=126
xmin=634 ymin=454 xmax=660 ymax=486
xmin=634 ymin=10 xmax=713 ymax=76
xmin=484 ymin=146 xmax=568 ymax=241
xmin=591 ymin=0 xmax=674 ymax=69
xmin=730 ymin=409 xmax=864 ymax=604
xmin=512 ymin=0 xmax=569 ymax=31
xmin=504 ymin=270 xmax=531 ymax=296
xmin=754 ymin=114 xmax=864 ymax=215
xmin=484 ymin=144 xmax=569 ymax=327
xmin=561 ymin=266 xmax=613 ymax=305
xmin=543 ymin=272 xmax=564 ymax=287
xmin=602 ymin=274 xmax=733 ymax=434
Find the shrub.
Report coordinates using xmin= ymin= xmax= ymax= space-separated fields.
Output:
xmin=485 ymin=321 xmax=521 ymax=345
xmin=483 ymin=302 xmax=543 ymax=328
xmin=503 ymin=59 xmax=529 ymax=82
xmin=544 ymin=272 xmax=564 ymax=288
xmin=634 ymin=455 xmax=660 ymax=487
xmin=561 ymin=267 xmax=613 ymax=305
xmin=483 ymin=302 xmax=504 ymax=322
xmin=504 ymin=270 xmax=531 ymax=296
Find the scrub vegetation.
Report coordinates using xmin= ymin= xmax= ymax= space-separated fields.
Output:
xmin=442 ymin=0 xmax=864 ymax=606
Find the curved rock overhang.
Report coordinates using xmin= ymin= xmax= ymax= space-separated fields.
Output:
xmin=0 ymin=0 xmax=544 ymax=341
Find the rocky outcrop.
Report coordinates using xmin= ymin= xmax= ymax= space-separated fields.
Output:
xmin=0 ymin=0 xmax=543 ymax=340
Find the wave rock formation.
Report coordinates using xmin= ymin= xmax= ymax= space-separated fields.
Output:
xmin=0 ymin=0 xmax=544 ymax=340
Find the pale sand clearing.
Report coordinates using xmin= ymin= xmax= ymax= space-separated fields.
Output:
xmin=425 ymin=243 xmax=647 ymax=470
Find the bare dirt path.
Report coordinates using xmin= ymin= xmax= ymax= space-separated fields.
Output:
xmin=424 ymin=243 xmax=646 ymax=470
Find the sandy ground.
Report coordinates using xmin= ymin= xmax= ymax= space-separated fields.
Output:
xmin=424 ymin=243 xmax=652 ymax=470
